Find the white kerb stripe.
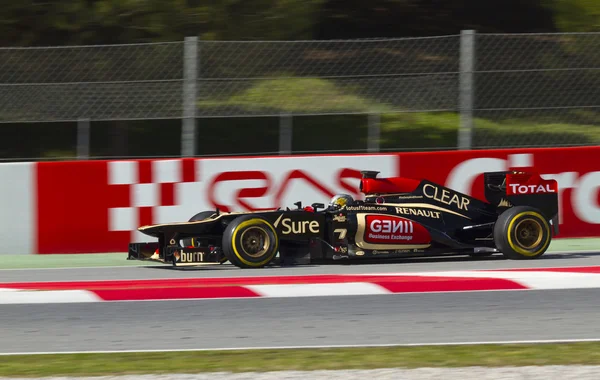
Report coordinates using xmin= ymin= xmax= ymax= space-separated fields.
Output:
xmin=0 ymin=290 xmax=102 ymax=304
xmin=108 ymin=161 xmax=138 ymax=185
xmin=153 ymin=159 xmax=182 ymax=183
xmin=410 ymin=270 xmax=600 ymax=290
xmin=245 ymin=282 xmax=391 ymax=298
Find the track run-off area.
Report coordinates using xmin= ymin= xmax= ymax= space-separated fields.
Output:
xmin=1 ymin=238 xmax=600 ymax=355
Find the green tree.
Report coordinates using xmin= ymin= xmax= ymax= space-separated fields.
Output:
xmin=0 ymin=0 xmax=325 ymax=47
xmin=313 ymin=0 xmax=556 ymax=39
xmin=544 ymin=0 xmax=600 ymax=32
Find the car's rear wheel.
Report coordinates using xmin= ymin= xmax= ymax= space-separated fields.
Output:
xmin=222 ymin=215 xmax=279 ymax=268
xmin=494 ymin=206 xmax=552 ymax=260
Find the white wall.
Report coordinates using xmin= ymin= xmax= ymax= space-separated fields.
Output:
xmin=0 ymin=162 xmax=35 ymax=255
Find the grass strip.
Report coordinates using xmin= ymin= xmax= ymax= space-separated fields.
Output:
xmin=0 ymin=253 xmax=163 ymax=269
xmin=3 ymin=343 xmax=600 ymax=377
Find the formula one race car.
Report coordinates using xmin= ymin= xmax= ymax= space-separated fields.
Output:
xmin=127 ymin=168 xmax=559 ymax=268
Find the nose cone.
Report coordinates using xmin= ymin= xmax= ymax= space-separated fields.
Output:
xmin=138 ymin=224 xmax=163 ymax=238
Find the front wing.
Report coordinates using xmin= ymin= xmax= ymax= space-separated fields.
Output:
xmin=127 ymin=242 xmax=226 ymax=266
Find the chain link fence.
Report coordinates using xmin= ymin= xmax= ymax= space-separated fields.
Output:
xmin=195 ymin=36 xmax=460 ymax=117
xmin=473 ymin=32 xmax=600 ymax=148
xmin=0 ymin=32 xmax=599 ymax=159
xmin=0 ymin=42 xmax=185 ymax=121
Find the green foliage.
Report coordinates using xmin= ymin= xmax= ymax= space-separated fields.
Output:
xmin=3 ymin=111 xmax=599 ymax=159
xmin=2 ymin=0 xmax=600 ymax=160
xmin=0 ymin=0 xmax=598 ymax=46
xmin=0 ymin=0 xmax=325 ymax=46
xmin=197 ymin=76 xmax=600 ymax=151
xmin=198 ymin=77 xmax=387 ymax=113
xmin=315 ymin=0 xmax=556 ymax=38
xmin=5 ymin=343 xmax=600 ymax=376
xmin=206 ymin=0 xmax=326 ymax=41
xmin=545 ymin=0 xmax=600 ymax=32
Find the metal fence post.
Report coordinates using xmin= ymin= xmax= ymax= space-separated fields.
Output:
xmin=181 ymin=36 xmax=198 ymax=157
xmin=367 ymin=113 xmax=381 ymax=152
xmin=77 ymin=118 xmax=91 ymax=159
xmin=458 ymin=29 xmax=476 ymax=150
xmin=279 ymin=113 xmax=293 ymax=154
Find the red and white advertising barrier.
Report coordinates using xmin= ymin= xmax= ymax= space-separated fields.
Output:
xmin=3 ymin=146 xmax=600 ymax=254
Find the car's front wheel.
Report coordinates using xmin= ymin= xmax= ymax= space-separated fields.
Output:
xmin=222 ymin=215 xmax=279 ymax=268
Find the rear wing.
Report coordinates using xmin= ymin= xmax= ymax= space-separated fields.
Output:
xmin=484 ymin=168 xmax=559 ymax=235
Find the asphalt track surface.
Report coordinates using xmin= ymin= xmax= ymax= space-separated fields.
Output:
xmin=1 ymin=288 xmax=600 ymax=354
xmin=2 ymin=251 xmax=600 ymax=354
xmin=2 ymin=250 xmax=600 ymax=282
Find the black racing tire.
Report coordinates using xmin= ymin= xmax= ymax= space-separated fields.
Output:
xmin=222 ymin=215 xmax=279 ymax=269
xmin=493 ymin=206 xmax=552 ymax=260
xmin=181 ymin=211 xmax=216 ymax=247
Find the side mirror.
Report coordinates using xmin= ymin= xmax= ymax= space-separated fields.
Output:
xmin=361 ymin=170 xmax=380 ymax=179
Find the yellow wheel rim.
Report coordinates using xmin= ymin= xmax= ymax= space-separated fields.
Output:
xmin=239 ymin=226 xmax=270 ymax=258
xmin=514 ymin=218 xmax=543 ymax=249
xmin=231 ymin=219 xmax=278 ymax=267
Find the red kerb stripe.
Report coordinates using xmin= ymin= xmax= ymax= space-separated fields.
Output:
xmin=92 ymin=286 xmax=261 ymax=301
xmin=0 ymin=274 xmax=530 ymax=291
xmin=374 ymin=278 xmax=528 ymax=293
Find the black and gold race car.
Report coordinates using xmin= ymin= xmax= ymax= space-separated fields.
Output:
xmin=127 ymin=168 xmax=559 ymax=268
